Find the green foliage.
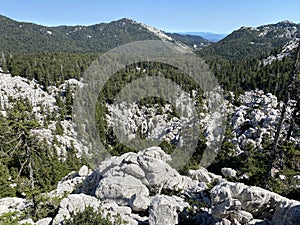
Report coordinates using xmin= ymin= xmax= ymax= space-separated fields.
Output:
xmin=24 ymin=194 xmax=62 ymax=222
xmin=0 ymin=212 xmax=20 ymax=225
xmin=63 ymin=206 xmax=127 ymax=225
xmin=55 ymin=121 xmax=64 ymax=135
xmin=0 ymin=161 xmax=16 ymax=197
xmin=0 ymin=99 xmax=84 ymax=200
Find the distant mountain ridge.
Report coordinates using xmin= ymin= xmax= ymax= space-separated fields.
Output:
xmin=0 ymin=15 xmax=299 ymax=60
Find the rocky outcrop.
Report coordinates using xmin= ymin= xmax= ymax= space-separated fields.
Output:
xmin=63 ymin=148 xmax=300 ymax=225
xmin=85 ymin=146 xmax=196 ymax=195
xmin=230 ymin=90 xmax=299 ymax=154
xmin=263 ymin=38 xmax=299 ymax=65
xmin=53 ymin=194 xmax=140 ymax=225
xmin=106 ymin=93 xmax=196 ymax=145
xmin=1 ymin=148 xmax=300 ymax=225
xmin=211 ymin=181 xmax=300 ymax=225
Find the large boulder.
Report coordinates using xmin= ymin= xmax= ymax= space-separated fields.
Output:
xmin=137 ymin=153 xmax=195 ymax=191
xmin=149 ymin=195 xmax=189 ymax=225
xmin=95 ymin=175 xmax=149 ymax=205
xmin=129 ymin=194 xmax=151 ymax=212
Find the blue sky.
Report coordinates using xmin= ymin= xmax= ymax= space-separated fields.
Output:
xmin=0 ymin=0 xmax=299 ymax=34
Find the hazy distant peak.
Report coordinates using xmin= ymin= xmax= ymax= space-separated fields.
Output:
xmin=179 ymin=32 xmax=227 ymax=42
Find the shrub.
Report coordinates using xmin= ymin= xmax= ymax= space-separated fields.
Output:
xmin=63 ymin=206 xmax=127 ymax=225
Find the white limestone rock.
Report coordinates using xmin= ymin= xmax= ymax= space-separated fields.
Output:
xmin=188 ymin=168 xmax=212 ymax=183
xmin=19 ymin=218 xmax=35 ymax=224
xmin=35 ymin=217 xmax=52 ymax=225
xmin=78 ymin=165 xmax=90 ymax=177
xmin=0 ymin=197 xmax=28 ymax=216
xmin=221 ymin=168 xmax=237 ymax=178
xmin=94 ymin=147 xmax=195 ymax=194
xmin=210 ymin=182 xmax=300 ymax=225
xmin=129 ymin=194 xmax=151 ymax=212
xmin=215 ymin=218 xmax=231 ymax=225
xmin=149 ymin=195 xmax=189 ymax=225
xmin=188 ymin=168 xmax=223 ymax=183
xmin=50 ymin=167 xmax=91 ymax=198
xmin=101 ymin=202 xmax=138 ymax=225
xmin=230 ymin=90 xmax=299 ymax=154
xmin=95 ymin=175 xmax=149 ymax=205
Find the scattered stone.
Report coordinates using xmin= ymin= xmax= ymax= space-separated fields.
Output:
xmin=188 ymin=168 xmax=212 ymax=183
xmin=36 ymin=217 xmax=52 ymax=225
xmin=19 ymin=218 xmax=34 ymax=224
xmin=221 ymin=168 xmax=237 ymax=178
xmin=78 ymin=165 xmax=90 ymax=177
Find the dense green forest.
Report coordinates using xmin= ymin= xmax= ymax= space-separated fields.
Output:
xmin=1 ymin=52 xmax=98 ymax=87
xmin=204 ymin=55 xmax=295 ymax=101
xmin=0 ymin=46 xmax=296 ymax=101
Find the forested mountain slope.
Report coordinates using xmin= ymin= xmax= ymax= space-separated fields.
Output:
xmin=0 ymin=16 xmax=167 ymax=53
xmin=198 ymin=20 xmax=300 ymax=60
